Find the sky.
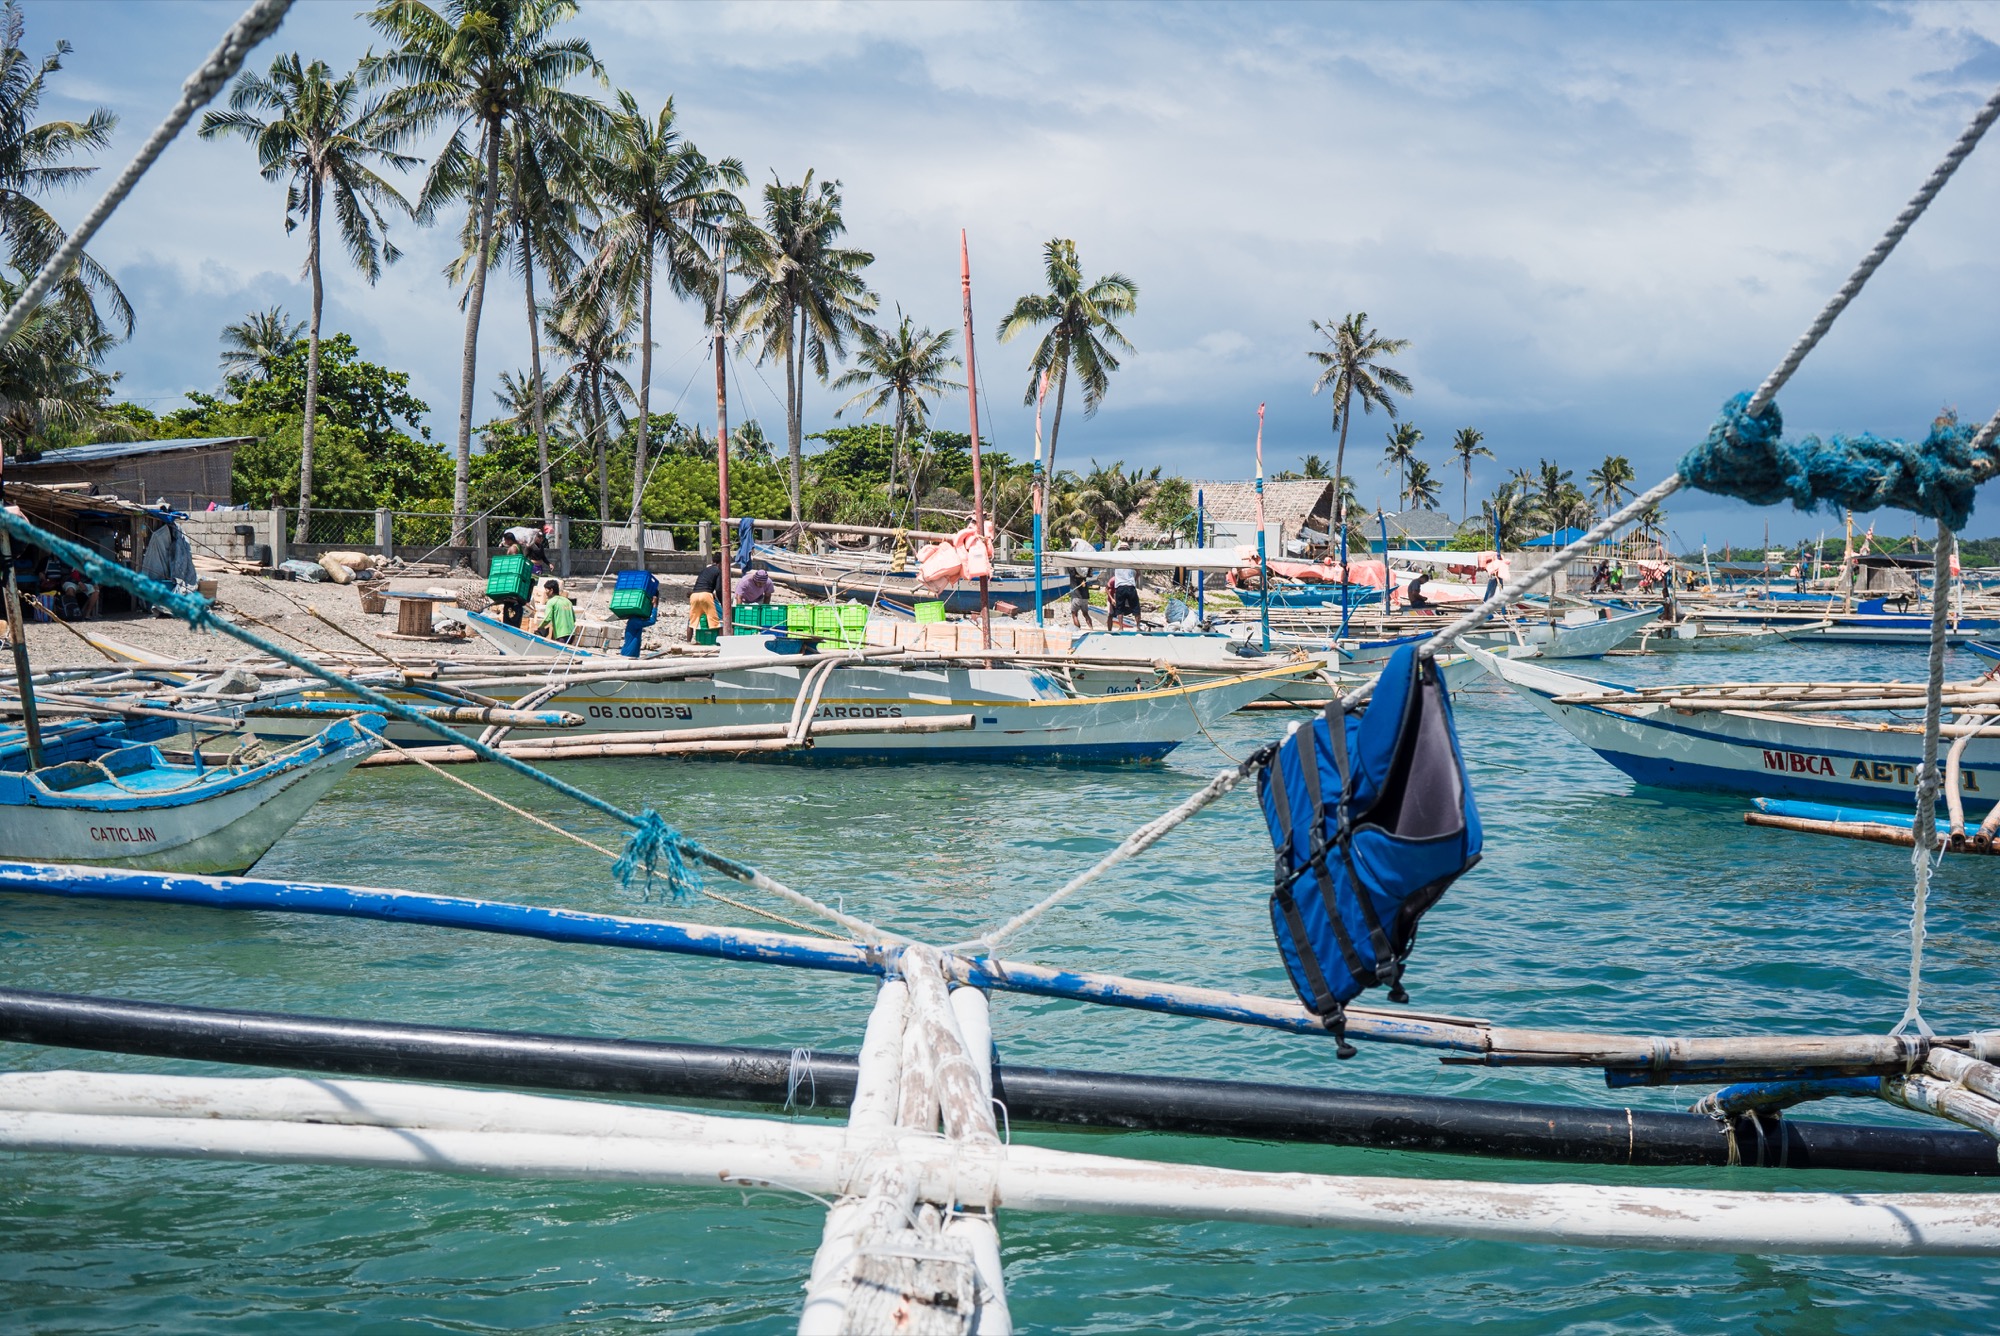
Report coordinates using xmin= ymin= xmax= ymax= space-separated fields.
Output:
xmin=22 ymin=0 xmax=2000 ymax=547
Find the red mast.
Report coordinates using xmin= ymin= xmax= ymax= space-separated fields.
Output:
xmin=959 ymin=229 xmax=990 ymax=648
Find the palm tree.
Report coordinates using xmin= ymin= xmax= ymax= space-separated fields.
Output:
xmin=1382 ymin=421 xmax=1422 ymax=509
xmin=1586 ymin=453 xmax=1635 ymax=517
xmin=735 ymin=171 xmax=876 ymax=522
xmin=1300 ymin=453 xmax=1328 ymax=479
xmin=1307 ymin=313 xmax=1410 ymax=550
xmin=545 ymin=285 xmax=635 ymax=521
xmin=201 ymin=54 xmax=414 ymax=539
xmin=0 ymin=272 xmax=117 ymax=455
xmin=588 ymin=92 xmax=743 ymax=528
xmin=830 ymin=306 xmax=958 ymax=519
xmin=1404 ymin=457 xmax=1441 ymax=511
xmin=1533 ymin=460 xmax=1576 ymax=531
xmin=218 ymin=306 xmax=305 ymax=387
xmin=1071 ymin=459 xmax=1159 ymax=543
xmin=445 ymin=119 xmax=594 ymax=523
xmin=364 ymin=0 xmax=604 ymax=542
xmin=996 ymin=238 xmax=1137 ymax=525
xmin=1481 ymin=483 xmax=1531 ymax=550
xmin=0 ymin=2 xmax=131 ymax=339
xmin=1449 ymin=427 xmax=1491 ymax=522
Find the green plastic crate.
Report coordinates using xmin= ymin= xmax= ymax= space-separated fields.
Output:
xmin=694 ymin=626 xmax=719 ymax=646
xmin=812 ymin=605 xmax=843 ymax=642
xmin=486 ymin=553 xmax=534 ymax=602
xmin=838 ymin=603 xmax=868 ymax=647
xmin=786 ymin=604 xmax=816 ymax=637
xmin=762 ymin=604 xmax=790 ymax=627
xmin=608 ymin=570 xmax=655 ymax=618
xmin=914 ymin=600 xmax=946 ymax=624
xmin=733 ymin=606 xmax=761 ymax=632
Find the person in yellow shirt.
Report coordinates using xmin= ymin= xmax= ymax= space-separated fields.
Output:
xmin=537 ymin=579 xmax=577 ymax=644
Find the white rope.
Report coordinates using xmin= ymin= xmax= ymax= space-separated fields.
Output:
xmin=1747 ymin=82 xmax=2000 ymax=418
xmin=1894 ymin=520 xmax=1955 ymax=1038
xmin=0 ymin=0 xmax=293 ymax=348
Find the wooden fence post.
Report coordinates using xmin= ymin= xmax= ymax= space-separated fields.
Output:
xmin=555 ymin=515 xmax=572 ymax=579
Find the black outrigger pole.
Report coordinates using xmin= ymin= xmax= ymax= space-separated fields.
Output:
xmin=2 ymin=986 xmax=1991 ymax=1179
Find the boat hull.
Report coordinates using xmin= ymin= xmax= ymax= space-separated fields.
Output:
xmin=244 ymin=663 xmax=1311 ymax=764
xmin=1469 ymin=648 xmax=2000 ymax=810
xmin=755 ymin=551 xmax=1069 ymax=613
xmin=0 ymin=721 xmax=378 ymax=874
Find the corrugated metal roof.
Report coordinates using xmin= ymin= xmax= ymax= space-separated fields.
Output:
xmin=1118 ymin=478 xmax=1332 ymax=541
xmin=1379 ymin=509 xmax=1460 ymax=540
xmin=10 ymin=436 xmax=253 ymax=467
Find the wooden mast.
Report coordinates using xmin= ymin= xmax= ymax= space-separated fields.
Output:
xmin=959 ymin=230 xmax=990 ymax=648
xmin=714 ymin=231 xmax=732 ymax=640
xmin=0 ymin=471 xmax=42 ymax=767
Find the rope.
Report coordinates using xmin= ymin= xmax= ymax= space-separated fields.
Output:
xmin=0 ymin=504 xmax=893 ymax=944
xmin=353 ymin=723 xmax=847 ymax=939
xmin=1893 ymin=520 xmax=1954 ymax=1038
xmin=0 ymin=0 xmax=293 ymax=348
xmin=1747 ymin=82 xmax=2000 ymax=418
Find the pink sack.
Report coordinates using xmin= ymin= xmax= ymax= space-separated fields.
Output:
xmin=919 ymin=543 xmax=964 ymax=588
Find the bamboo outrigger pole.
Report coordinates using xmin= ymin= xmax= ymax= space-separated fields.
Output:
xmin=714 ymin=231 xmax=733 ymax=640
xmin=0 ymin=475 xmax=42 ymax=767
xmin=960 ymin=230 xmax=991 ymax=649
xmin=1255 ymin=403 xmax=1270 ymax=651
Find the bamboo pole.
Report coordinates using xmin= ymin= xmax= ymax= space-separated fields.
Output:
xmin=6 ymin=1099 xmax=2000 ymax=1255
xmin=1883 ymin=1073 xmax=2000 ymax=1140
xmin=0 ymin=528 xmax=42 ymax=766
xmin=354 ymin=714 xmax=978 ymax=766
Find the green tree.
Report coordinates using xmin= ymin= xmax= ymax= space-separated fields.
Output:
xmin=735 ymin=170 xmax=876 ymax=522
xmin=1449 ymin=426 xmax=1491 ymax=522
xmin=201 ymin=53 xmax=414 ymax=540
xmin=1140 ymin=474 xmax=1196 ymax=545
xmin=545 ymin=284 xmax=635 ymax=521
xmin=1382 ymin=420 xmax=1422 ymax=509
xmin=1586 ymin=453 xmax=1635 ymax=516
xmin=1300 ymin=453 xmax=1328 ymax=479
xmin=1481 ymin=482 xmax=1531 ymax=550
xmin=996 ymin=238 xmax=1137 ymax=524
xmin=589 ymin=91 xmax=743 ymax=528
xmin=218 ymin=306 xmax=305 ymax=387
xmin=0 ymin=2 xmax=130 ymax=339
xmin=1307 ymin=313 xmax=1410 ymax=549
xmin=0 ymin=271 xmax=117 ymax=456
xmin=364 ymin=0 xmax=604 ymax=540
xmin=830 ymin=306 xmax=958 ymax=521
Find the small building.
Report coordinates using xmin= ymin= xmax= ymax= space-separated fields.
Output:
xmin=1367 ymin=509 xmax=1461 ymax=552
xmin=1 ymin=481 xmax=185 ymax=614
xmin=7 ymin=436 xmax=251 ymax=511
xmin=1116 ymin=479 xmax=1334 ymax=552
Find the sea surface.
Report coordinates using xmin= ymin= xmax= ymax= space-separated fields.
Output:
xmin=4 ymin=639 xmax=1999 ymax=1332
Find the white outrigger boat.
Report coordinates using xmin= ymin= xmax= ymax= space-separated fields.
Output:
xmin=0 ymin=713 xmax=380 ymax=874
xmin=1465 ymin=605 xmax=1661 ymax=659
xmin=242 ymin=649 xmax=1312 ymax=764
xmin=1469 ymin=647 xmax=2000 ymax=811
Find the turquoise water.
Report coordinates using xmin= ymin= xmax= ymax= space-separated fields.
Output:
xmin=5 ymin=641 xmax=2000 ymax=1331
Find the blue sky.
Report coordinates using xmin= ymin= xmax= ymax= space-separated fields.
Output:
xmin=23 ymin=0 xmax=2000 ymax=546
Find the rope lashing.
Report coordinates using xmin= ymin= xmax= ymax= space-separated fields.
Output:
xmin=1681 ymin=393 xmax=1988 ymax=528
xmin=1894 ymin=519 xmax=1955 ymax=1039
xmin=612 ymin=808 xmax=703 ymax=903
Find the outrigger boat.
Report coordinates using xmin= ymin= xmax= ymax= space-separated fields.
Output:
xmin=0 ymin=712 xmax=380 ymax=874
xmin=753 ymin=544 xmax=1069 ymax=614
xmin=1469 ymin=646 xmax=2000 ymax=811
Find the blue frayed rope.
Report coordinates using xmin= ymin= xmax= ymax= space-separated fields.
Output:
xmin=613 ymin=809 xmax=704 ymax=902
xmin=1681 ymin=392 xmax=1985 ymax=529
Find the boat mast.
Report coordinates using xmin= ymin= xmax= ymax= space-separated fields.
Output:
xmin=714 ymin=229 xmax=732 ymax=640
xmin=0 ymin=473 xmax=42 ymax=767
xmin=1255 ymin=403 xmax=1269 ymax=651
xmin=959 ymin=230 xmax=990 ymax=649
xmin=1032 ymin=368 xmax=1048 ymax=628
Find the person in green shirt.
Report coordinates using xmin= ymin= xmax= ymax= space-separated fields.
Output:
xmin=538 ymin=579 xmax=577 ymax=643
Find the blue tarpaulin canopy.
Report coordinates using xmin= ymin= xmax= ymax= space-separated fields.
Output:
xmin=1522 ymin=528 xmax=1589 ymax=547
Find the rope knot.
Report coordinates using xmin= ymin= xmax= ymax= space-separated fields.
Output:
xmin=613 ymin=808 xmax=703 ymax=902
xmin=1681 ymin=392 xmax=1982 ymax=528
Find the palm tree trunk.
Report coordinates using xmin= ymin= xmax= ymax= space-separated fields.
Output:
xmin=592 ymin=367 xmax=609 ymax=524
xmin=515 ymin=157 xmax=554 ymax=527
xmin=1044 ymin=361 xmax=1070 ymax=491
xmin=297 ymin=178 xmax=324 ymax=545
xmin=453 ymin=120 xmax=502 ymax=548
xmin=1462 ymin=463 xmax=1469 ymax=525
xmin=629 ymin=248 xmax=653 ymax=530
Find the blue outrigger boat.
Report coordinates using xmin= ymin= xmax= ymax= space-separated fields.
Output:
xmin=0 ymin=712 xmax=381 ymax=874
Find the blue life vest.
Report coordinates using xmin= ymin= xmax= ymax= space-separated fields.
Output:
xmin=1256 ymin=644 xmax=1481 ymax=1056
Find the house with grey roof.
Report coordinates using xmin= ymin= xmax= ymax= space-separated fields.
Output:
xmin=7 ymin=436 xmax=253 ymax=511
